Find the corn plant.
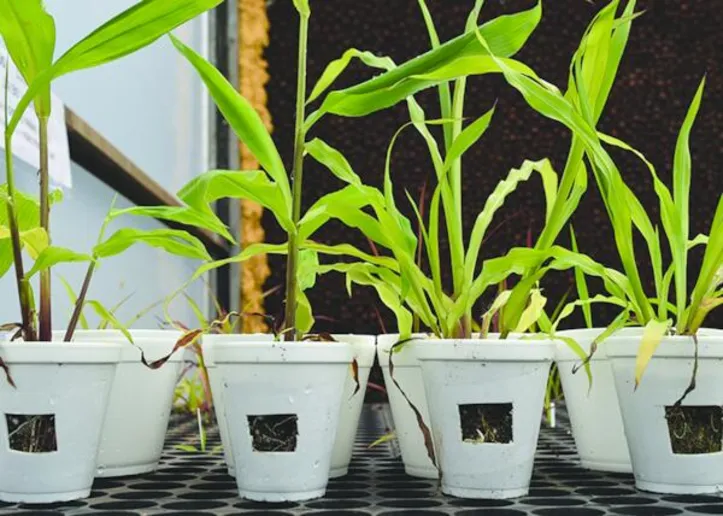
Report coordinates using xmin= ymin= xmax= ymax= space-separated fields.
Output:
xmin=277 ymin=0 xmax=638 ymax=342
xmin=480 ymin=5 xmax=722 ymax=389
xmin=136 ymin=0 xmax=566 ymax=343
xmin=0 ymin=0 xmax=224 ymax=343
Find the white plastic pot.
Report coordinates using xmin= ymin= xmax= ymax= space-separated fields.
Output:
xmin=207 ymin=334 xmax=375 ymax=480
xmin=208 ymin=338 xmax=352 ymax=501
xmin=0 ymin=341 xmax=122 ymax=503
xmin=64 ymin=330 xmax=184 ymax=477
xmin=377 ymin=334 xmax=437 ymax=479
xmin=203 ymin=333 xmax=274 ymax=478
xmin=330 ymin=336 xmax=377 ymax=478
xmin=607 ymin=328 xmax=723 ymax=494
xmin=416 ymin=337 xmax=555 ymax=499
xmin=555 ymin=328 xmax=631 ymax=472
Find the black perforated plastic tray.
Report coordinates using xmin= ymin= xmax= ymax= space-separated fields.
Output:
xmin=1 ymin=404 xmax=722 ymax=515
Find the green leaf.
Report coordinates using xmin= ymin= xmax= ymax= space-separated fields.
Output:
xmin=52 ymin=0 xmax=224 ymax=77
xmin=634 ymin=319 xmax=671 ymax=388
xmin=442 ymin=105 xmax=495 ymax=173
xmin=309 ymin=1 xmax=541 ymax=123
xmin=297 ymin=249 xmax=319 ymax=292
xmin=302 ymin=241 xmax=398 ymax=270
xmin=464 ymin=159 xmax=559 ymax=286
xmin=180 ymin=242 xmax=287 ymax=290
xmin=183 ymin=292 xmax=209 ymax=331
xmin=85 ymin=300 xmax=134 ymax=344
xmin=415 ymin=0 xmax=453 ymax=149
xmin=94 ymin=228 xmax=211 ymax=261
xmin=170 ymin=35 xmax=291 ymax=207
xmin=305 ymin=139 xmax=362 ymax=186
xmin=0 ymin=188 xmax=60 ymax=275
xmin=0 ymin=186 xmax=42 ymax=230
xmin=670 ymin=78 xmax=705 ymax=331
xmin=8 ymin=0 xmax=224 ymax=136
xmin=299 ymin=185 xmax=389 ymax=244
xmin=465 ymin=0 xmax=486 ymax=32
xmin=478 ymin=33 xmax=655 ymax=324
xmin=320 ymin=262 xmax=414 ymax=339
xmin=315 ymin=57 xmax=537 ymax=123
xmin=111 ymin=205 xmax=235 ymax=244
xmin=0 ymin=0 xmax=55 ymax=115
xmin=570 ymin=226 xmax=593 ymax=328
xmin=57 ymin=275 xmax=89 ymax=330
xmin=551 ymin=295 xmax=628 ymax=334
xmin=295 ymin=289 xmax=314 ymax=335
xmin=27 ymin=246 xmax=93 ymax=278
xmin=686 ymin=195 xmax=723 ymax=332
xmin=307 ymin=48 xmax=394 ymax=104
xmin=176 ymin=170 xmax=293 ymax=232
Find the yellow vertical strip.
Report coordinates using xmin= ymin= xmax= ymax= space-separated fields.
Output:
xmin=238 ymin=0 xmax=272 ymax=333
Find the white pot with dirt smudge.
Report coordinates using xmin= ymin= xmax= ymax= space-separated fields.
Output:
xmin=206 ymin=337 xmax=351 ymax=501
xmin=607 ymin=328 xmax=723 ymax=494
xmin=0 ymin=340 xmax=121 ymax=503
xmin=416 ymin=337 xmax=555 ymax=499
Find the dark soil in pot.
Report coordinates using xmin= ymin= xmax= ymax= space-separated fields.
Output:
xmin=6 ymin=414 xmax=57 ymax=453
xmin=665 ymin=405 xmax=722 ymax=454
xmin=248 ymin=414 xmax=298 ymax=452
xmin=459 ymin=403 xmax=513 ymax=444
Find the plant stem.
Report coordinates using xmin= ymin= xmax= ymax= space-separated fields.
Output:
xmin=282 ymin=12 xmax=310 ymax=342
xmin=449 ymin=78 xmax=471 ymax=337
xmin=4 ymin=137 xmax=36 ymax=341
xmin=38 ymin=116 xmax=51 ymax=342
xmin=64 ymin=261 xmax=95 ymax=341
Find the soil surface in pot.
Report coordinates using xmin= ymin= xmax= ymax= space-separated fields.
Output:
xmin=6 ymin=414 xmax=57 ymax=452
xmin=665 ymin=405 xmax=722 ymax=454
xmin=459 ymin=403 xmax=513 ymax=444
xmin=247 ymin=414 xmax=298 ymax=452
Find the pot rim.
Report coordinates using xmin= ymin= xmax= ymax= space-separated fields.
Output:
xmin=0 ymin=340 xmax=123 ymax=364
xmin=607 ymin=328 xmax=723 ymax=359
xmin=211 ymin=340 xmax=353 ymax=364
xmin=54 ymin=329 xmax=186 ymax=363
xmin=414 ymin=338 xmax=555 ymax=362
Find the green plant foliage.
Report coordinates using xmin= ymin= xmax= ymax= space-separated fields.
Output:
xmin=26 ymin=246 xmax=92 ymax=279
xmin=291 ymin=1 xmax=638 ymax=340
xmin=93 ymin=228 xmax=211 ymax=261
xmin=305 ymin=2 xmax=542 ymax=128
xmin=0 ymin=0 xmax=221 ymax=340
xmin=3 ymin=0 xmax=225 ymax=136
xmin=0 ymin=0 xmax=55 ymax=115
xmin=483 ymin=3 xmax=721 ymax=384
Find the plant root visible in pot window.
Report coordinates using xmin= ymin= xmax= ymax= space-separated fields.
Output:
xmin=665 ymin=405 xmax=723 ymax=455
xmin=248 ymin=414 xmax=298 ymax=452
xmin=458 ymin=403 xmax=513 ymax=444
xmin=6 ymin=414 xmax=58 ymax=453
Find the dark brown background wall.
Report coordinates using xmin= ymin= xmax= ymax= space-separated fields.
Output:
xmin=260 ymin=0 xmax=722 ymax=333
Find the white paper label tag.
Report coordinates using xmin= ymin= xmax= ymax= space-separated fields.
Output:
xmin=0 ymin=43 xmax=72 ymax=189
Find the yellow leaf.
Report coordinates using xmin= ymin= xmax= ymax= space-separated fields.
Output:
xmin=634 ymin=319 xmax=672 ymax=388
xmin=21 ymin=228 xmax=49 ymax=259
xmin=368 ymin=431 xmax=396 ymax=449
xmin=513 ymin=289 xmax=547 ymax=334
xmin=480 ymin=289 xmax=511 ymax=337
